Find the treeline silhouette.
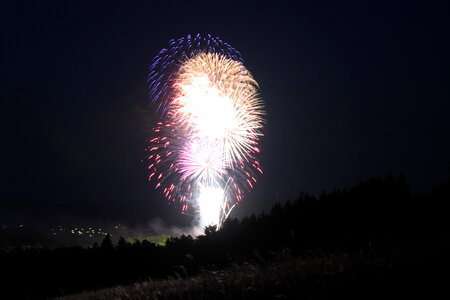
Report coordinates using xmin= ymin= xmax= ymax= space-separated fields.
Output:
xmin=1 ymin=175 xmax=449 ymax=299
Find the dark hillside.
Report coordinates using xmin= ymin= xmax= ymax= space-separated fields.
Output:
xmin=1 ymin=176 xmax=449 ymax=299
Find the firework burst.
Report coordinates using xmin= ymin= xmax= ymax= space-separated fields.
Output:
xmin=147 ymin=34 xmax=264 ymax=228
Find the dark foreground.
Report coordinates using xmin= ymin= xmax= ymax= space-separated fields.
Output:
xmin=58 ymin=241 xmax=449 ymax=300
xmin=2 ymin=176 xmax=449 ymax=299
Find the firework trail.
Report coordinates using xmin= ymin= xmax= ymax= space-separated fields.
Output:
xmin=147 ymin=34 xmax=264 ymax=228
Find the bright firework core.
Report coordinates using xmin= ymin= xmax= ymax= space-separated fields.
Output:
xmin=177 ymin=74 xmax=232 ymax=227
xmin=197 ymin=187 xmax=224 ymax=228
xmin=176 ymin=75 xmax=238 ymax=139
xmin=148 ymin=40 xmax=264 ymax=230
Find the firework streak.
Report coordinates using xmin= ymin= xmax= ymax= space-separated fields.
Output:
xmin=147 ymin=34 xmax=265 ymax=228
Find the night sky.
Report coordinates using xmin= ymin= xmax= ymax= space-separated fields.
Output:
xmin=2 ymin=1 xmax=449 ymax=224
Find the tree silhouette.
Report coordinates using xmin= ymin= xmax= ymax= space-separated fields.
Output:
xmin=100 ymin=234 xmax=113 ymax=251
xmin=204 ymin=225 xmax=217 ymax=237
xmin=117 ymin=237 xmax=129 ymax=251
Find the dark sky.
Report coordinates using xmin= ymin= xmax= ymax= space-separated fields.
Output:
xmin=1 ymin=1 xmax=449 ymax=223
